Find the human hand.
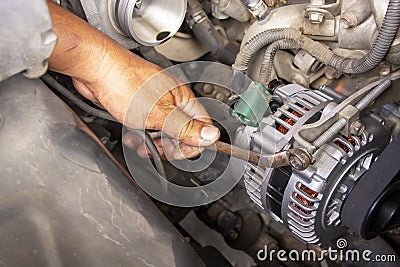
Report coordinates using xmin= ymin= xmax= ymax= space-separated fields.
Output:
xmin=47 ymin=1 xmax=220 ymax=159
xmin=73 ymin=69 xmax=220 ymax=159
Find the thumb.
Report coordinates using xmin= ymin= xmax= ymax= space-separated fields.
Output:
xmin=161 ymin=107 xmax=220 ymax=147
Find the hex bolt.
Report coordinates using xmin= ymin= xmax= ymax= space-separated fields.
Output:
xmin=100 ymin=136 xmax=109 ymax=145
xmin=215 ymin=92 xmax=225 ymax=101
xmin=325 ymin=66 xmax=340 ymax=80
xmin=289 ymin=155 xmax=303 ymax=170
xmin=313 ymin=117 xmax=347 ymax=148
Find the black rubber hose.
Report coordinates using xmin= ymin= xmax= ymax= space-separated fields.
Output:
xmin=329 ymin=0 xmax=400 ymax=73
xmin=258 ymin=39 xmax=300 ymax=85
xmin=138 ymin=46 xmax=189 ymax=82
xmin=186 ymin=0 xmax=240 ymax=65
xmin=232 ymin=28 xmax=302 ymax=72
xmin=139 ymin=47 xmax=173 ymax=68
xmin=41 ymin=74 xmax=116 ymax=121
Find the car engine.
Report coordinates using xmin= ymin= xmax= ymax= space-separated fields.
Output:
xmin=1 ymin=0 xmax=400 ymax=266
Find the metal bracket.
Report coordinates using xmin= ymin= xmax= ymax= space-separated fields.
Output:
xmin=303 ymin=0 xmax=340 ymax=37
xmin=338 ymin=104 xmax=360 ymax=136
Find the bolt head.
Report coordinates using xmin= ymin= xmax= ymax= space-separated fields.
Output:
xmin=265 ymin=0 xmax=276 ymax=7
xmin=325 ymin=66 xmax=339 ymax=79
xmin=289 ymin=150 xmax=311 ymax=171
xmin=289 ymin=155 xmax=303 ymax=170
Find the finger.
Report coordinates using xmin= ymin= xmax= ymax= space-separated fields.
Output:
xmin=154 ymin=138 xmax=203 ymax=160
xmin=122 ymin=131 xmax=143 ymax=150
xmin=135 ymin=138 xmax=168 ymax=159
xmin=162 ymin=106 xmax=220 ymax=147
xmin=123 ymin=132 xmax=151 ymax=158
xmin=137 ymin=138 xmax=203 ymax=160
xmin=171 ymin=86 xmax=213 ymax=124
xmin=136 ymin=144 xmax=154 ymax=158
xmin=172 ymin=143 xmax=203 ymax=160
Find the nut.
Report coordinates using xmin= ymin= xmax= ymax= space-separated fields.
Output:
xmin=289 ymin=149 xmax=311 ymax=171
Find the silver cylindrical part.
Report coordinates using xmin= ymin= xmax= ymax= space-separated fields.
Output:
xmin=115 ymin=0 xmax=187 ymax=46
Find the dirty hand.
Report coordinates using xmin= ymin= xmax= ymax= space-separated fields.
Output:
xmin=47 ymin=1 xmax=220 ymax=159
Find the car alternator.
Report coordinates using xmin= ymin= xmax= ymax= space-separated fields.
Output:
xmin=234 ymin=84 xmax=391 ymax=246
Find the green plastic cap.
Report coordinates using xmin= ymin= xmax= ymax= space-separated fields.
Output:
xmin=233 ymin=82 xmax=272 ymax=127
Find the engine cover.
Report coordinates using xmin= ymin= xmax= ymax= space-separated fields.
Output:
xmin=235 ymin=84 xmax=391 ymax=246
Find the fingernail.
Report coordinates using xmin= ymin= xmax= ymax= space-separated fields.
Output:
xmin=201 ymin=126 xmax=219 ymax=141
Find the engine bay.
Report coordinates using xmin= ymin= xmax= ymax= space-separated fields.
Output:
xmin=1 ymin=0 xmax=400 ymax=266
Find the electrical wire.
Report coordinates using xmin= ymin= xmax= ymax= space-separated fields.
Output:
xmin=41 ymin=74 xmax=168 ymax=183
xmin=42 ymin=74 xmax=116 ymax=121
xmin=132 ymin=130 xmax=168 ymax=179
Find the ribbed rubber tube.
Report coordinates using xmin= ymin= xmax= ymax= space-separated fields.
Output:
xmin=329 ymin=0 xmax=400 ymax=73
xmin=258 ymin=39 xmax=301 ymax=85
xmin=233 ymin=28 xmax=302 ymax=72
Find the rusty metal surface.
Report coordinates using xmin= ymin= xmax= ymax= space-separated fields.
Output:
xmin=147 ymin=131 xmax=311 ymax=170
xmin=206 ymin=141 xmax=311 ymax=170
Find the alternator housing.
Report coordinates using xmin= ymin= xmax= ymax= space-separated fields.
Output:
xmin=235 ymin=84 xmax=391 ymax=246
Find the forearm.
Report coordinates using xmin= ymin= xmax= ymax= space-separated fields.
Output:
xmin=47 ymin=1 xmax=159 ymax=92
xmin=48 ymin=1 xmax=110 ymax=80
xmin=47 ymin=1 xmax=163 ymax=121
